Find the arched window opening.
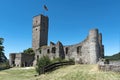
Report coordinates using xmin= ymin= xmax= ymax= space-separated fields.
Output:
xmin=51 ymin=47 xmax=56 ymax=53
xmin=66 ymin=47 xmax=68 ymax=54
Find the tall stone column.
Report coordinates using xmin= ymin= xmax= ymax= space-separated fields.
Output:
xmin=89 ymin=29 xmax=99 ymax=64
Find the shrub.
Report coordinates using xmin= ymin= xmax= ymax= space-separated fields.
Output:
xmin=52 ymin=58 xmax=64 ymax=63
xmin=0 ymin=60 xmax=10 ymax=70
xmin=35 ymin=57 xmax=75 ymax=75
xmin=68 ymin=58 xmax=75 ymax=63
xmin=36 ymin=56 xmax=51 ymax=75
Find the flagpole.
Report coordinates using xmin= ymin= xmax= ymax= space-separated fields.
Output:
xmin=40 ymin=0 xmax=48 ymax=16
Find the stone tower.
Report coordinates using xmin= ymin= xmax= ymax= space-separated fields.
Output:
xmin=32 ymin=14 xmax=49 ymax=50
xmin=89 ymin=29 xmax=100 ymax=64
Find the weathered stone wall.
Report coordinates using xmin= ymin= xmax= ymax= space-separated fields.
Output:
xmin=31 ymin=14 xmax=104 ymax=65
xmin=9 ymin=53 xmax=34 ymax=67
xmin=10 ymin=14 xmax=105 ymax=67
xmin=98 ymin=60 xmax=120 ymax=72
xmin=9 ymin=53 xmax=16 ymax=67
xmin=21 ymin=53 xmax=34 ymax=67
xmin=98 ymin=64 xmax=120 ymax=72
xmin=34 ymin=29 xmax=104 ymax=64
xmin=14 ymin=54 xmax=21 ymax=67
xmin=89 ymin=29 xmax=100 ymax=64
xmin=34 ymin=41 xmax=65 ymax=62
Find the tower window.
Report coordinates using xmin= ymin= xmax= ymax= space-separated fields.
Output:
xmin=12 ymin=61 xmax=15 ymax=65
xmin=51 ymin=47 xmax=56 ymax=53
xmin=47 ymin=49 xmax=50 ymax=54
xmin=77 ymin=47 xmax=79 ymax=53
xmin=36 ymin=29 xmax=37 ymax=31
xmin=37 ymin=55 xmax=39 ymax=60
xmin=77 ymin=46 xmax=82 ymax=56
xmin=66 ymin=47 xmax=68 ymax=54
xmin=36 ymin=20 xmax=38 ymax=23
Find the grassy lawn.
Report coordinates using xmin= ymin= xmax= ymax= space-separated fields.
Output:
xmin=0 ymin=65 xmax=120 ymax=80
xmin=0 ymin=67 xmax=37 ymax=80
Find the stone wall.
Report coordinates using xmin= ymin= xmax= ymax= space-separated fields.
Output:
xmin=34 ymin=29 xmax=104 ymax=64
xmin=98 ymin=60 xmax=120 ymax=72
xmin=9 ymin=53 xmax=34 ymax=67
xmin=98 ymin=64 xmax=120 ymax=72
xmin=9 ymin=13 xmax=104 ymax=67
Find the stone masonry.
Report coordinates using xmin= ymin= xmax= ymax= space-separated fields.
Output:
xmin=32 ymin=14 xmax=49 ymax=50
xmin=33 ymin=14 xmax=104 ymax=65
xmin=9 ymin=14 xmax=104 ymax=67
xmin=9 ymin=53 xmax=34 ymax=67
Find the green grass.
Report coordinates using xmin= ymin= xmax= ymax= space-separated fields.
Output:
xmin=0 ymin=65 xmax=120 ymax=80
xmin=0 ymin=67 xmax=36 ymax=80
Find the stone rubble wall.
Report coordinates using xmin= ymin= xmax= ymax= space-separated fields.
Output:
xmin=98 ymin=61 xmax=120 ymax=72
xmin=98 ymin=64 xmax=120 ymax=72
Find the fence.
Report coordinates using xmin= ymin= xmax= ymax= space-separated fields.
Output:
xmin=40 ymin=61 xmax=75 ymax=74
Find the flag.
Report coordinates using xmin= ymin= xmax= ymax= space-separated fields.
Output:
xmin=43 ymin=5 xmax=48 ymax=11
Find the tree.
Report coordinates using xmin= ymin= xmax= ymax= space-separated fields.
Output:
xmin=23 ymin=48 xmax=35 ymax=55
xmin=0 ymin=38 xmax=7 ymax=62
xmin=0 ymin=38 xmax=4 ymax=45
xmin=36 ymin=56 xmax=51 ymax=75
xmin=0 ymin=38 xmax=4 ymax=58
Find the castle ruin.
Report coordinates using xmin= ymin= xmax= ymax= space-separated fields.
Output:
xmin=9 ymin=14 xmax=104 ymax=67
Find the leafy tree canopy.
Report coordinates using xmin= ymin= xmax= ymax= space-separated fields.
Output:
xmin=23 ymin=48 xmax=35 ymax=55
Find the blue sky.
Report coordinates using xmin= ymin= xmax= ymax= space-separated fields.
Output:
xmin=0 ymin=0 xmax=120 ymax=58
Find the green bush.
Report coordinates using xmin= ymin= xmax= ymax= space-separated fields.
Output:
xmin=68 ymin=58 xmax=75 ymax=63
xmin=36 ymin=56 xmax=51 ymax=75
xmin=0 ymin=61 xmax=10 ymax=70
xmin=35 ymin=56 xmax=75 ymax=75
xmin=51 ymin=58 xmax=65 ymax=63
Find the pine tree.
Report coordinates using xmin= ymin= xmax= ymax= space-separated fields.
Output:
xmin=0 ymin=38 xmax=7 ymax=62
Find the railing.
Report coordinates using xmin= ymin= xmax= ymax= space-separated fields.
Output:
xmin=40 ymin=61 xmax=75 ymax=74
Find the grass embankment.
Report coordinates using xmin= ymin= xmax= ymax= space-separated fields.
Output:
xmin=0 ymin=65 xmax=120 ymax=80
xmin=0 ymin=67 xmax=36 ymax=80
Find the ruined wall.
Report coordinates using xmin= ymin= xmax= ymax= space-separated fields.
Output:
xmin=14 ymin=54 xmax=22 ymax=67
xmin=64 ymin=29 xmax=104 ymax=64
xmin=34 ymin=41 xmax=65 ymax=62
xmin=34 ymin=29 xmax=104 ymax=64
xmin=21 ymin=53 xmax=34 ymax=67
xmin=9 ymin=53 xmax=16 ymax=67
xmin=9 ymin=53 xmax=34 ymax=67
xmin=88 ymin=29 xmax=100 ymax=64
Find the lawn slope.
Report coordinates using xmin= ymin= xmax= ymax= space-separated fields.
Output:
xmin=37 ymin=65 xmax=120 ymax=80
xmin=0 ymin=65 xmax=120 ymax=80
